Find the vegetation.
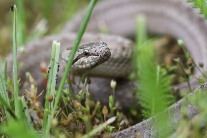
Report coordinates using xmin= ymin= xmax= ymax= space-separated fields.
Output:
xmin=0 ymin=0 xmax=207 ymax=137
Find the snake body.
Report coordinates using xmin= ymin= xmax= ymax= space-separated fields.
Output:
xmin=5 ymin=0 xmax=207 ymax=137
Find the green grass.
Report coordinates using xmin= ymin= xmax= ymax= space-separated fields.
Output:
xmin=42 ymin=41 xmax=61 ymax=137
xmin=12 ymin=5 xmax=21 ymax=118
xmin=0 ymin=1 xmax=105 ymax=137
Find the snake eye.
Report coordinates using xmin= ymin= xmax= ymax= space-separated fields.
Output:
xmin=83 ymin=50 xmax=89 ymax=56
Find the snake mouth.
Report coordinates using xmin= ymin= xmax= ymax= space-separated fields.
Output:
xmin=72 ymin=53 xmax=99 ymax=65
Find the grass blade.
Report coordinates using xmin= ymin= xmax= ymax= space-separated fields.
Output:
xmin=12 ymin=5 xmax=20 ymax=118
xmin=49 ymin=0 xmax=98 ymax=134
xmin=42 ymin=41 xmax=60 ymax=137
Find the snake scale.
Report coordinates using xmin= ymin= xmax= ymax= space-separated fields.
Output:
xmin=5 ymin=0 xmax=207 ymax=137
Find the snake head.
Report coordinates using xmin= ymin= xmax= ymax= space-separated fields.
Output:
xmin=62 ymin=41 xmax=111 ymax=71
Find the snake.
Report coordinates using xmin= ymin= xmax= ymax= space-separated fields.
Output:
xmin=62 ymin=41 xmax=111 ymax=73
xmin=4 ymin=0 xmax=207 ymax=137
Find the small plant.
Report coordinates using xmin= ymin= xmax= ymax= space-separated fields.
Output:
xmin=134 ymin=15 xmax=175 ymax=119
xmin=188 ymin=0 xmax=207 ymax=19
